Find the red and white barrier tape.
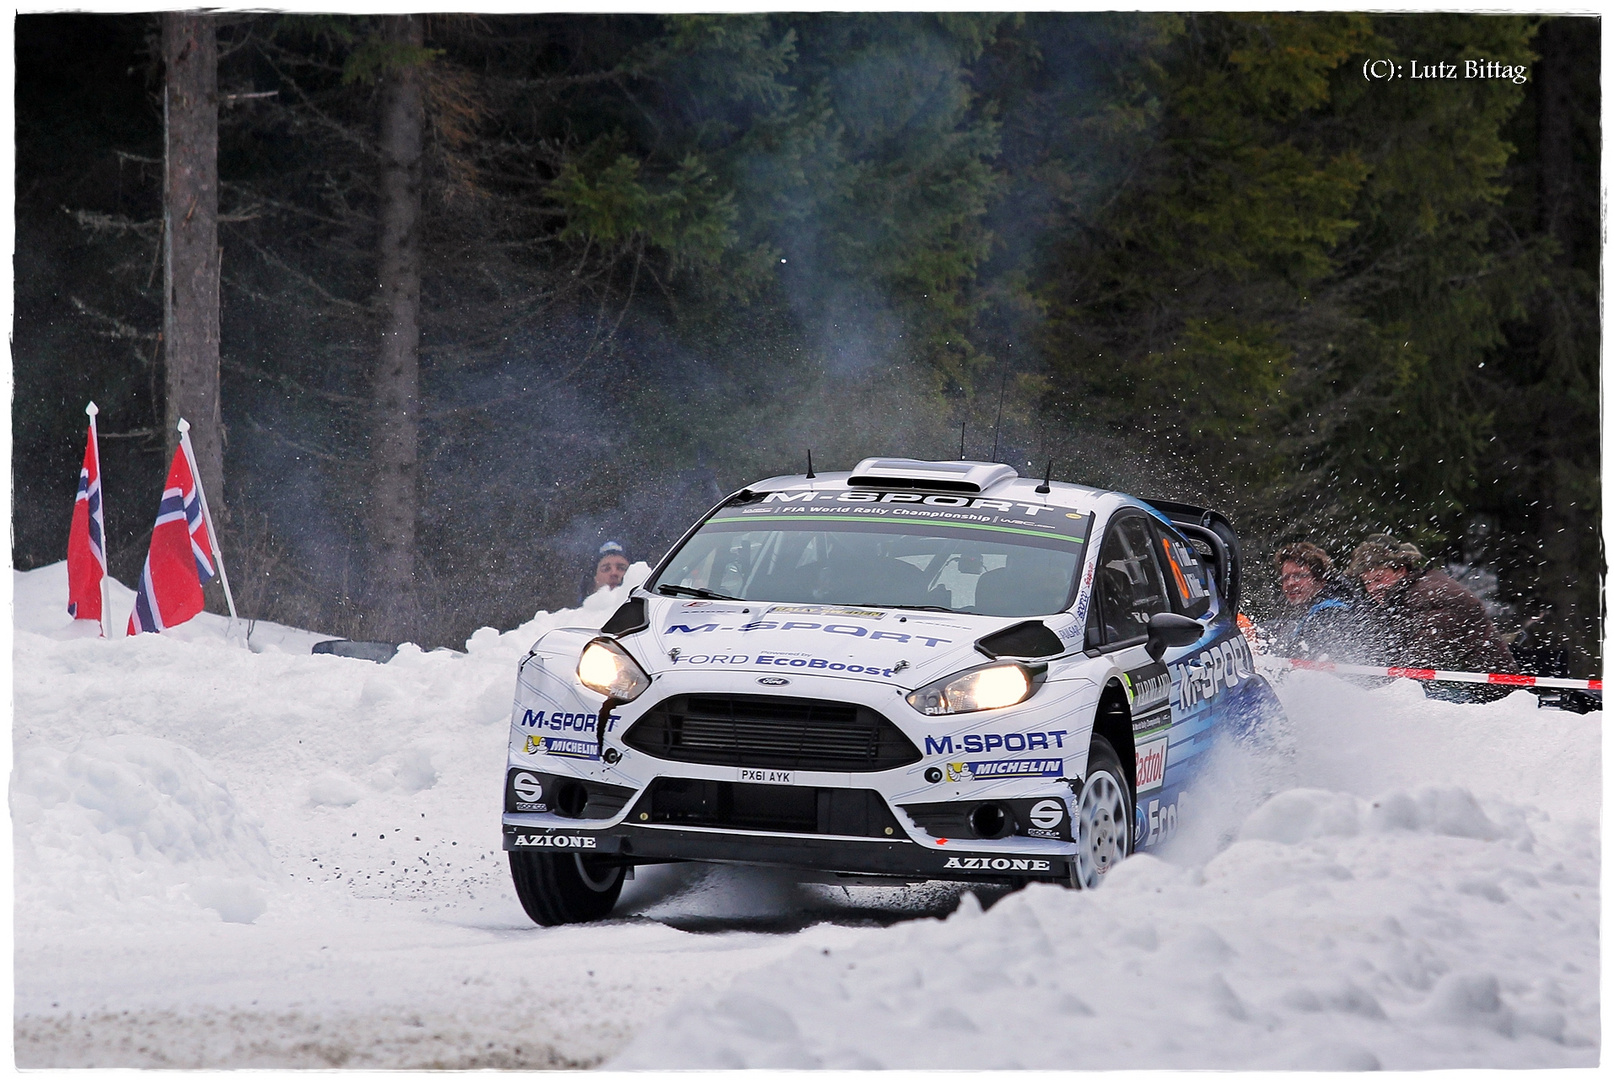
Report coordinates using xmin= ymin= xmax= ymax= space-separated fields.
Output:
xmin=1283 ymin=657 xmax=1601 ymax=692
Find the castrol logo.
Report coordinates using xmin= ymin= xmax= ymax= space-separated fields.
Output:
xmin=1135 ymin=737 xmax=1167 ymax=793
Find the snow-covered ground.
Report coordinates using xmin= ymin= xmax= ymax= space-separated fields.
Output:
xmin=10 ymin=561 xmax=1600 ymax=1068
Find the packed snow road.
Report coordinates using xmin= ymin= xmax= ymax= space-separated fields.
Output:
xmin=10 ymin=563 xmax=1600 ymax=1068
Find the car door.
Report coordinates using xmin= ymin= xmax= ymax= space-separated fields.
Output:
xmin=1084 ymin=513 xmax=1207 ymax=850
xmin=1146 ymin=516 xmax=1261 ymax=847
xmin=1084 ymin=513 xmax=1177 ymax=736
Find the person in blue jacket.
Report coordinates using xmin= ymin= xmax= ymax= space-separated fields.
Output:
xmin=1273 ymin=542 xmax=1371 ymax=661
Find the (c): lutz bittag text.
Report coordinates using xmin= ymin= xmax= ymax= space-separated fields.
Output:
xmin=1363 ymin=59 xmax=1528 ymax=84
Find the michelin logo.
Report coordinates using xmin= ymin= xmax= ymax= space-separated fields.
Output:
xmin=946 ymin=758 xmax=1063 ymax=781
xmin=525 ymin=735 xmax=598 ymax=759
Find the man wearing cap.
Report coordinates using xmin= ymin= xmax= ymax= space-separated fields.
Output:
xmin=1346 ymin=534 xmax=1515 ymax=692
xmin=580 ymin=540 xmax=631 ymax=604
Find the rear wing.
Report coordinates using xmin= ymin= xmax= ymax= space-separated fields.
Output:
xmin=1141 ymin=499 xmax=1243 ymax=618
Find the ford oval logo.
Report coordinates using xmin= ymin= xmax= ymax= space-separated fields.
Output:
xmin=757 ymin=676 xmax=790 ymax=686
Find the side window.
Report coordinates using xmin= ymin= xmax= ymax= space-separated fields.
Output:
xmin=1095 ymin=515 xmax=1173 ymax=646
xmin=1155 ymin=525 xmax=1213 ymax=620
xmin=1084 ymin=586 xmax=1104 ymax=649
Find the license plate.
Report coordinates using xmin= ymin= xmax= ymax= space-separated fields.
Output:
xmin=737 ymin=767 xmax=795 ymax=785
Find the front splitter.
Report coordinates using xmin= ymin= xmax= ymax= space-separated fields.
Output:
xmin=502 ymin=821 xmax=1074 ymax=885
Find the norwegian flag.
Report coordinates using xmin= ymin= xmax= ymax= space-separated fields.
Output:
xmin=66 ymin=415 xmax=107 ymax=625
xmin=127 ymin=444 xmax=217 ymax=634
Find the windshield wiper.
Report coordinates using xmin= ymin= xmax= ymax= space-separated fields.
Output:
xmin=876 ymin=604 xmax=955 ymax=612
xmin=655 ymin=584 xmax=742 ymax=601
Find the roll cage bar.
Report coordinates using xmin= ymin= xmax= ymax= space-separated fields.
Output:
xmin=1141 ymin=499 xmax=1243 ymax=618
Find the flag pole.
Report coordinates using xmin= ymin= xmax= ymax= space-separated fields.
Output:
xmin=175 ymin=418 xmax=239 ymax=636
xmin=87 ymin=401 xmax=112 ymax=638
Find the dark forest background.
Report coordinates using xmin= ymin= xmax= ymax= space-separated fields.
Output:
xmin=12 ymin=13 xmax=1601 ymax=668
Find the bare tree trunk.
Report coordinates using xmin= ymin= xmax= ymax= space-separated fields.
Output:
xmin=371 ymin=14 xmax=426 ymax=636
xmin=1536 ymin=20 xmax=1575 ymax=247
xmin=163 ymin=12 xmax=224 ymax=509
xmin=1532 ymin=18 xmax=1601 ymax=672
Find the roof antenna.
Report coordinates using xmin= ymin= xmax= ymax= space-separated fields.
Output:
xmin=805 ymin=449 xmax=815 ymax=479
xmin=958 ymin=420 xmax=966 ymax=460
xmin=1036 ymin=460 xmax=1052 ymax=494
xmin=990 ymin=362 xmax=1008 ymax=463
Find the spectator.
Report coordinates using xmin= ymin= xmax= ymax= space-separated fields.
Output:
xmin=1346 ymin=534 xmax=1515 ymax=698
xmin=580 ymin=540 xmax=631 ymax=604
xmin=1272 ymin=541 xmax=1370 ymax=661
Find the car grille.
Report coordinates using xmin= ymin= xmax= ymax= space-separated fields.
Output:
xmin=622 ymin=694 xmax=921 ymax=772
xmin=633 ymin=778 xmax=901 ymax=837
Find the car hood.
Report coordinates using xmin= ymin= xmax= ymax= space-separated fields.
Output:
xmin=631 ymin=596 xmax=1082 ymax=691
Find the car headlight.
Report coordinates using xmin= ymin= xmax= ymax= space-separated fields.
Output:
xmin=906 ymin=662 xmax=1039 ymax=716
xmin=576 ymin=638 xmax=652 ymax=701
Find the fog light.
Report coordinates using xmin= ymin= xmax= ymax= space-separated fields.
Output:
xmin=553 ymin=780 xmax=588 ymax=818
xmin=969 ymin=803 xmax=1011 ymax=839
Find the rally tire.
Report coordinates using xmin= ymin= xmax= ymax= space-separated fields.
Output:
xmin=509 ymin=850 xmax=625 ymax=926
xmin=1072 ymin=735 xmax=1132 ymax=889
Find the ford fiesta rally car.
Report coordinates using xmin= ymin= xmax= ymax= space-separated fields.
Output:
xmin=503 ymin=458 xmax=1283 ymax=924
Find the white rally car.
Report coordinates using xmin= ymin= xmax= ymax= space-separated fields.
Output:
xmin=502 ymin=458 xmax=1283 ymax=924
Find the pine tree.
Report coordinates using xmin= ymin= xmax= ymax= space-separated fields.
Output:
xmin=162 ymin=12 xmax=225 ymax=509
xmin=366 ymin=14 xmax=429 ymax=636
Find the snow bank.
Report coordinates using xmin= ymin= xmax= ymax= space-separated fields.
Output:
xmin=610 ymin=670 xmax=1600 ymax=1069
xmin=13 ymin=734 xmax=276 ymax=924
xmin=464 ymin=561 xmax=652 ymax=665
xmin=11 ymin=560 xmax=649 ymax=932
xmin=12 ymin=560 xmax=1600 ymax=1068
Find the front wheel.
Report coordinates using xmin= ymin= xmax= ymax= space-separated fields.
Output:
xmin=1072 ymin=735 xmax=1132 ymax=889
xmin=509 ymin=850 xmax=625 ymax=926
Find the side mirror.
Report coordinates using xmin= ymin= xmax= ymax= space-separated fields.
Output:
xmin=1145 ymin=612 xmax=1202 ymax=659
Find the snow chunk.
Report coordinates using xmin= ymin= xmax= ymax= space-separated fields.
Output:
xmin=12 ymin=734 xmax=278 ymax=924
xmin=186 ymin=876 xmax=269 ymax=924
xmin=1240 ymin=786 xmax=1507 ymax=846
xmin=1239 ymin=788 xmax=1361 ymax=843
xmin=308 ymin=772 xmax=365 ymax=808
xmin=1422 ymin=973 xmax=1516 ymax=1035
xmin=1366 ymin=787 xmax=1502 ymax=840
xmin=390 ymin=747 xmax=438 ymax=793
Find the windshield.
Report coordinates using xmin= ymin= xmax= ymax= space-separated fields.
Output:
xmin=651 ymin=495 xmax=1091 ymax=617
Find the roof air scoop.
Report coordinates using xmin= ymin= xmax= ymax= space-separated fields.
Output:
xmin=847 ymin=458 xmax=1019 ymax=493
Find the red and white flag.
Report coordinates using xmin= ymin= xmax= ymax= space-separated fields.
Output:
xmin=127 ymin=443 xmax=218 ymax=634
xmin=66 ymin=406 xmax=107 ymax=629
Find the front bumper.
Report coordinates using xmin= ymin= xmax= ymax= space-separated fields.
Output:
xmin=502 ymin=817 xmax=1074 ymax=885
